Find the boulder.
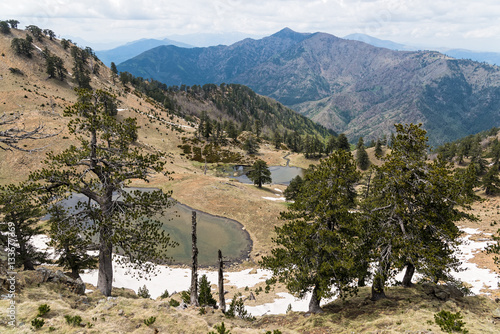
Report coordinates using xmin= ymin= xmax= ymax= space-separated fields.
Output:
xmin=35 ymin=268 xmax=86 ymax=295
xmin=422 ymin=283 xmax=464 ymax=301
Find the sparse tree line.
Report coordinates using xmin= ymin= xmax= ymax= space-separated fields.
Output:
xmin=262 ymin=123 xmax=484 ymax=313
xmin=5 ymin=22 xmax=101 ymax=89
xmin=1 ymin=89 xmax=176 ymax=297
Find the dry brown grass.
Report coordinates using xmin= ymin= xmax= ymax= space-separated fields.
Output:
xmin=2 ymin=272 xmax=500 ymax=333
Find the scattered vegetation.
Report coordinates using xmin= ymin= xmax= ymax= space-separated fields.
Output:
xmin=434 ymin=310 xmax=469 ymax=333
xmin=137 ymin=285 xmax=151 ymax=299
xmin=143 ymin=316 xmax=156 ymax=326
xmin=64 ymin=315 xmax=82 ymax=327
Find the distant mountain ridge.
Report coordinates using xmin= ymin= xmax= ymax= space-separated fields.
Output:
xmin=118 ymin=28 xmax=500 ymax=145
xmin=344 ymin=33 xmax=500 ymax=66
xmin=96 ymin=38 xmax=192 ymax=67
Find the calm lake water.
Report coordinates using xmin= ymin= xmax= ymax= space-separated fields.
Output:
xmin=223 ymin=165 xmax=304 ymax=185
xmin=49 ymin=189 xmax=251 ymax=266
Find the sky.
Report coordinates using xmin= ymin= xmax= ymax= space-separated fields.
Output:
xmin=3 ymin=0 xmax=500 ymax=51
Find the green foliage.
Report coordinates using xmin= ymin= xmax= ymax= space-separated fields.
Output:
xmin=64 ymin=315 xmax=82 ymax=327
xmin=0 ymin=21 xmax=10 ymax=34
xmin=31 ymin=317 xmax=45 ymax=330
xmin=247 ymin=159 xmax=272 ymax=188
xmin=180 ymin=290 xmax=191 ymax=304
xmin=11 ymin=37 xmax=34 ymax=57
xmin=225 ymin=293 xmax=254 ymax=321
xmin=160 ymin=289 xmax=169 ymax=299
xmin=261 ymin=150 xmax=362 ymax=312
xmin=137 ymin=285 xmax=151 ymax=299
xmin=71 ymin=46 xmax=91 ymax=89
xmin=30 ymin=89 xmax=176 ymax=296
xmin=37 ymin=304 xmax=50 ymax=317
xmin=143 ymin=316 xmax=156 ymax=326
xmin=61 ymin=39 xmax=70 ymax=50
xmin=199 ymin=307 xmax=207 ymax=315
xmin=364 ymin=123 xmax=478 ymax=299
xmin=198 ymin=274 xmax=217 ymax=307
xmin=483 ymin=165 xmax=500 ymax=195
xmin=169 ymin=299 xmax=180 ymax=307
xmin=45 ymin=53 xmax=67 ymax=81
xmin=265 ymin=330 xmax=283 ymax=334
xmin=374 ymin=139 xmax=383 ymax=158
xmin=356 ymin=137 xmax=370 ymax=170
xmin=47 ymin=204 xmax=98 ymax=279
xmin=336 ymin=133 xmax=350 ymax=151
xmin=283 ymin=175 xmax=303 ymax=201
xmin=434 ymin=310 xmax=468 ymax=333
xmin=243 ymin=136 xmax=260 ymax=155
xmin=26 ymin=25 xmax=43 ymax=41
xmin=6 ymin=19 xmax=19 ymax=29
xmin=0 ymin=182 xmax=47 ymax=270
xmin=208 ymin=322 xmax=231 ymax=334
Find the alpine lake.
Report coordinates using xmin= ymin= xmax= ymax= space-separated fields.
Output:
xmin=51 ymin=164 xmax=303 ymax=266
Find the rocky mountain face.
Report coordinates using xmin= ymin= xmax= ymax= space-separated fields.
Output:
xmin=118 ymin=28 xmax=500 ymax=146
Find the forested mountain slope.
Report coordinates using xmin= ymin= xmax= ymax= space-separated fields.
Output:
xmin=119 ymin=28 xmax=500 ymax=146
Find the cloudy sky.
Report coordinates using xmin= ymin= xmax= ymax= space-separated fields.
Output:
xmin=3 ymin=0 xmax=500 ymax=51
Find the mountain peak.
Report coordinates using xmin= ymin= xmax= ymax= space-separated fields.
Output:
xmin=271 ymin=27 xmax=310 ymax=41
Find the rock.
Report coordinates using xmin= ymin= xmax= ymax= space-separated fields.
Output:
xmin=177 ymin=302 xmax=188 ymax=310
xmin=118 ymin=309 xmax=124 ymax=316
xmin=421 ymin=283 xmax=464 ymax=301
xmin=103 ymin=302 xmax=117 ymax=310
xmin=35 ymin=268 xmax=86 ymax=295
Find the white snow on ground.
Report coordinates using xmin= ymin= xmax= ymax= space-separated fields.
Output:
xmin=262 ymin=196 xmax=286 ymax=201
xmin=30 ymin=227 xmax=500 ymax=316
xmin=274 ymin=188 xmax=283 ymax=193
xmin=451 ymin=228 xmax=499 ymax=294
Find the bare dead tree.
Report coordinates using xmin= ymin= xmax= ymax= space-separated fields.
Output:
xmin=190 ymin=211 xmax=199 ymax=306
xmin=0 ymin=113 xmax=57 ymax=152
xmin=218 ymin=249 xmax=225 ymax=312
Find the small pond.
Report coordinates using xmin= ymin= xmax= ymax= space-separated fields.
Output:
xmin=47 ymin=188 xmax=252 ymax=266
xmin=221 ymin=165 xmax=304 ymax=185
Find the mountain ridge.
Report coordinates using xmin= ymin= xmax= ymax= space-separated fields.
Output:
xmin=118 ymin=28 xmax=500 ymax=145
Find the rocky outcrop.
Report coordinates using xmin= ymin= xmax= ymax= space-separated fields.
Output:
xmin=33 ymin=268 xmax=86 ymax=295
xmin=421 ymin=283 xmax=464 ymax=301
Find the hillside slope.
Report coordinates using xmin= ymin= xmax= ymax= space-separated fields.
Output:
xmin=118 ymin=28 xmax=500 ymax=146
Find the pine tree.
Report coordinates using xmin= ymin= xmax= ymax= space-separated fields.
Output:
xmin=47 ymin=204 xmax=98 ymax=279
xmin=364 ymin=124 xmax=478 ymax=300
xmin=261 ymin=150 xmax=363 ymax=313
xmin=247 ymin=159 xmax=272 ymax=187
xmin=283 ymin=175 xmax=303 ymax=201
xmin=374 ymin=139 xmax=383 ymax=158
xmin=243 ymin=136 xmax=259 ymax=155
xmin=356 ymin=137 xmax=370 ymax=170
xmin=337 ymin=134 xmax=350 ymax=151
xmin=198 ymin=274 xmax=217 ymax=307
xmin=31 ymin=89 xmax=177 ymax=296
xmin=483 ymin=165 xmax=500 ymax=195
xmin=0 ymin=182 xmax=47 ymax=270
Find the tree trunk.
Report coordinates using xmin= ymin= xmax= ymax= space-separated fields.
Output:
xmin=402 ymin=263 xmax=415 ymax=287
xmin=356 ymin=258 xmax=371 ymax=287
xmin=97 ymin=223 xmax=113 ymax=296
xmin=190 ymin=211 xmax=199 ymax=306
xmin=371 ymin=266 xmax=387 ymax=301
xmin=14 ymin=223 xmax=34 ymax=270
xmin=308 ymin=284 xmax=323 ymax=314
xmin=218 ymin=249 xmax=225 ymax=312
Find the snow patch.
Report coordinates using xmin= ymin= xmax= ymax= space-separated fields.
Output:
xmin=262 ymin=196 xmax=286 ymax=201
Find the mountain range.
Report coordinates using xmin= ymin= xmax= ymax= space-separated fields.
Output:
xmin=117 ymin=28 xmax=500 ymax=145
xmin=344 ymin=33 xmax=500 ymax=66
xmin=95 ymin=38 xmax=192 ymax=67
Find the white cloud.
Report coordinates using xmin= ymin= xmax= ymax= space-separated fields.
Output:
xmin=2 ymin=0 xmax=500 ymax=51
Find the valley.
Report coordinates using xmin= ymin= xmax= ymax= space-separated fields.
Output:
xmin=1 ymin=23 xmax=500 ymax=334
